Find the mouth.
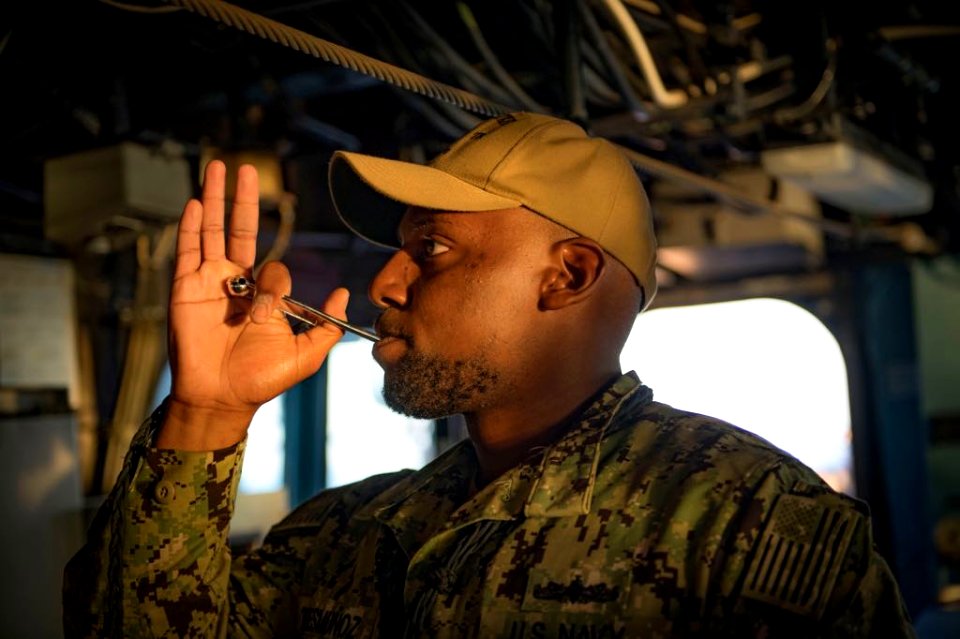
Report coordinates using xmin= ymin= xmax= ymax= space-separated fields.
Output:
xmin=372 ymin=315 xmax=413 ymax=366
xmin=372 ymin=334 xmax=409 ymax=366
xmin=374 ymin=314 xmax=413 ymax=342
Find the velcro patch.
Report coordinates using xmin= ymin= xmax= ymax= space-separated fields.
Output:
xmin=742 ymin=493 xmax=858 ymax=618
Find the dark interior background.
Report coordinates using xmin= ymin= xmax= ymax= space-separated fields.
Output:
xmin=1 ymin=1 xmax=959 ymax=634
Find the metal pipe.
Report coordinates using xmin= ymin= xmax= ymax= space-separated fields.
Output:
xmin=599 ymin=0 xmax=689 ymax=108
xmin=227 ymin=276 xmax=380 ymax=342
xmin=613 ymin=143 xmax=856 ymax=238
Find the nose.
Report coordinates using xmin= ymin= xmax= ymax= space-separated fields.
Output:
xmin=369 ymin=250 xmax=416 ymax=310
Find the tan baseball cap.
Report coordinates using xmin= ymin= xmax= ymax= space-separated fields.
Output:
xmin=328 ymin=112 xmax=658 ymax=309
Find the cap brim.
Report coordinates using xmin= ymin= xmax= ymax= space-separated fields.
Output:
xmin=329 ymin=150 xmax=521 ymax=248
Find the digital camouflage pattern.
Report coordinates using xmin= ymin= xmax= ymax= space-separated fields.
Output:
xmin=64 ymin=373 xmax=915 ymax=637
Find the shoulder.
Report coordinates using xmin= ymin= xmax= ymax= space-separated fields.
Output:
xmin=596 ymin=400 xmax=860 ymax=554
xmin=268 ymin=470 xmax=414 ymax=534
xmin=637 ymin=403 xmax=864 ymax=523
xmin=605 ymin=400 xmax=826 ymax=495
xmin=599 ymin=400 xmax=890 ymax=627
xmin=643 ymin=401 xmax=798 ymax=461
xmin=726 ymin=476 xmax=883 ymax=631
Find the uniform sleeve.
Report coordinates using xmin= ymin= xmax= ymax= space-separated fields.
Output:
xmin=62 ymin=402 xmax=309 ymax=638
xmin=714 ymin=465 xmax=916 ymax=638
xmin=811 ymin=487 xmax=916 ymax=638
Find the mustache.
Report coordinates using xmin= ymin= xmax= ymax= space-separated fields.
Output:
xmin=375 ymin=313 xmax=414 ymax=342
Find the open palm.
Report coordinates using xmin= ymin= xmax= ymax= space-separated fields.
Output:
xmin=162 ymin=161 xmax=347 ymax=448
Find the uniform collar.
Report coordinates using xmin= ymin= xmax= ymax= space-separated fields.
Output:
xmin=521 ymin=372 xmax=650 ymax=518
xmin=372 ymin=373 xmax=652 ymax=556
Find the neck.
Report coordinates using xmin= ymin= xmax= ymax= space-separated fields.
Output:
xmin=465 ymin=366 xmax=621 ymax=485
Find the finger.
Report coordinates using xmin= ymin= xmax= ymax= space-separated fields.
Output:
xmin=200 ymin=160 xmax=227 ymax=261
xmin=250 ymin=260 xmax=292 ymax=324
xmin=174 ymin=198 xmax=203 ymax=278
xmin=228 ymin=164 xmax=259 ymax=269
xmin=295 ymin=288 xmax=350 ymax=376
xmin=315 ymin=286 xmax=350 ymax=332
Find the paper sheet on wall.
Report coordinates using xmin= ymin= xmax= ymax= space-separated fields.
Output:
xmin=0 ymin=254 xmax=79 ymax=406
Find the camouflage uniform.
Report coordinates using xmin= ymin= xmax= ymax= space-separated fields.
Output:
xmin=64 ymin=373 xmax=914 ymax=637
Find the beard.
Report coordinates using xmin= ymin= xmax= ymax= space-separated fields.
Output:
xmin=382 ymin=350 xmax=501 ymax=418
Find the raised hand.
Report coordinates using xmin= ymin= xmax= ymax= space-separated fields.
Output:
xmin=157 ymin=160 xmax=348 ymax=451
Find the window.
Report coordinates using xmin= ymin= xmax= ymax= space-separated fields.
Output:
xmin=240 ymin=396 xmax=286 ymax=493
xmin=325 ymin=336 xmax=435 ymax=488
xmin=620 ymin=298 xmax=853 ymax=494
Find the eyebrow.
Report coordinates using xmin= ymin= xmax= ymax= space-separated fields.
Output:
xmin=397 ymin=214 xmax=436 ymax=244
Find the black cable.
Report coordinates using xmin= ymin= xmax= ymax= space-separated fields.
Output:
xmin=650 ymin=0 xmax=708 ymax=84
xmin=584 ymin=64 xmax=623 ymax=106
xmin=555 ymin=0 xmax=587 ymax=124
xmin=577 ymin=33 xmax=626 ymax=106
xmin=170 ymin=0 xmax=512 ymax=117
xmin=394 ymin=91 xmax=471 ymax=140
xmin=398 ymin=1 xmax=522 ymax=109
xmin=579 ymin=0 xmax=647 ymax=115
xmin=456 ymin=2 xmax=547 ymax=113
xmin=592 ymin=13 xmax=653 ymax=97
xmin=357 ymin=9 xmax=477 ymax=135
xmin=380 ymin=11 xmax=483 ymax=133
xmin=521 ymin=0 xmax=555 ymax=45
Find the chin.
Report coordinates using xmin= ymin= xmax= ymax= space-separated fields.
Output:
xmin=380 ymin=350 xmax=500 ymax=419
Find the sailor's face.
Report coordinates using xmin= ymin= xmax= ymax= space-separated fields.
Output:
xmin=369 ymin=207 xmax=546 ymax=417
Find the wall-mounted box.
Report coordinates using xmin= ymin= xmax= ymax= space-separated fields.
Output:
xmin=44 ymin=142 xmax=191 ymax=245
xmin=762 ymin=141 xmax=933 ymax=215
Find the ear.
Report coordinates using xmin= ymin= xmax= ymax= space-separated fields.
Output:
xmin=539 ymin=238 xmax=606 ymax=310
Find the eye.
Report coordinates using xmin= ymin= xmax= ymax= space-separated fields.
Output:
xmin=422 ymin=237 xmax=451 ymax=258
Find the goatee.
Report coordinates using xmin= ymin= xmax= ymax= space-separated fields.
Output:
xmin=382 ymin=351 xmax=500 ymax=418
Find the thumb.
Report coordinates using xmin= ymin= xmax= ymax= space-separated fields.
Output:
xmin=294 ymin=287 xmax=351 ymax=376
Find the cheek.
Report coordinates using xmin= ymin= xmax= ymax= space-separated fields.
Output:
xmin=457 ymin=254 xmax=512 ymax=299
xmin=411 ymin=252 xmax=542 ymax=351
xmin=461 ymin=263 xmax=540 ymax=339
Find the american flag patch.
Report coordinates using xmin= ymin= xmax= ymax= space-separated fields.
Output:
xmin=742 ymin=493 xmax=859 ymax=618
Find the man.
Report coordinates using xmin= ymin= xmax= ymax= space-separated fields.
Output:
xmin=64 ymin=112 xmax=914 ymax=637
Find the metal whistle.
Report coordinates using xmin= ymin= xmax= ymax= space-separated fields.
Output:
xmin=226 ymin=276 xmax=380 ymax=342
